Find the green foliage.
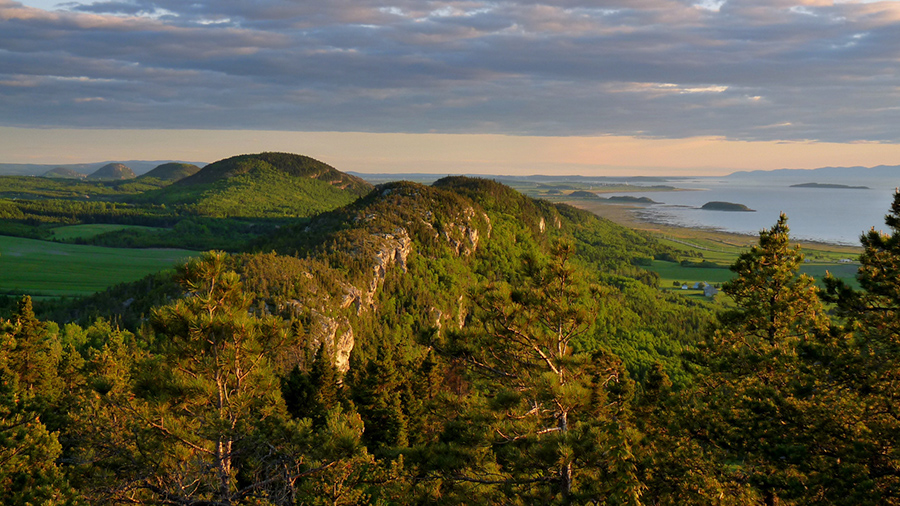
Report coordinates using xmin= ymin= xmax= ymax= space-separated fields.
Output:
xmin=20 ymin=169 xmax=893 ymax=504
xmin=137 ymin=162 xmax=201 ymax=182
xmin=824 ymin=190 xmax=900 ymax=502
xmin=0 ymin=297 xmax=77 ymax=504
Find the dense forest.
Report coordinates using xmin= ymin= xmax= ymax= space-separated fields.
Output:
xmin=1 ymin=155 xmax=898 ymax=504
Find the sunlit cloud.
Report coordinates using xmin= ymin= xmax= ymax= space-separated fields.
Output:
xmin=2 ymin=0 xmax=900 ymax=145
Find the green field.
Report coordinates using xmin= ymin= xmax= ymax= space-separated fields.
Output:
xmin=648 ymin=258 xmax=862 ymax=297
xmin=49 ymin=223 xmax=163 ymax=241
xmin=0 ymin=235 xmax=197 ymax=296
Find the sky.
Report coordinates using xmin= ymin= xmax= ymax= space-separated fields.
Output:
xmin=3 ymin=0 xmax=900 ymax=175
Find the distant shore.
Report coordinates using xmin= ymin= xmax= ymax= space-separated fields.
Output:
xmin=562 ymin=198 xmax=863 ymax=254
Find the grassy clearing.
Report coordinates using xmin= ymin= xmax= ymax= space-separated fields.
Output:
xmin=0 ymin=235 xmax=197 ymax=297
xmin=49 ymin=224 xmax=163 ymax=241
xmin=649 ymin=259 xmax=861 ymax=292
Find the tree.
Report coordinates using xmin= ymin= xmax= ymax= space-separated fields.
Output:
xmin=452 ymin=240 xmax=643 ymax=504
xmin=696 ymin=215 xmax=858 ymax=504
xmin=0 ymin=319 xmax=71 ymax=505
xmin=825 ymin=191 xmax=900 ymax=502
xmin=71 ymin=251 xmax=371 ymax=505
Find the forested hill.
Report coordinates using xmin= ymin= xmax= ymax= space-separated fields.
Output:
xmin=9 ymin=173 xmax=900 ymax=504
xmin=176 ymin=152 xmax=371 ymax=193
xmin=131 ymin=152 xmax=373 ymax=217
xmin=136 ymin=162 xmax=201 ymax=182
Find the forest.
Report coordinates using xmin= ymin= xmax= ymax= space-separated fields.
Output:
xmin=0 ymin=154 xmax=898 ymax=504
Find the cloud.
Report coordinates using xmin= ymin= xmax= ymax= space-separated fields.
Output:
xmin=2 ymin=0 xmax=900 ymax=142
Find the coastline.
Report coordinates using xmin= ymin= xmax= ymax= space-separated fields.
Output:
xmin=562 ymin=198 xmax=864 ymax=255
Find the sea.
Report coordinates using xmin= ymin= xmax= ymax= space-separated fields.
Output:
xmin=604 ymin=177 xmax=900 ymax=246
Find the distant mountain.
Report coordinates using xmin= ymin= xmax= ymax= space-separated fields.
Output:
xmin=727 ymin=165 xmax=900 ymax=184
xmin=0 ymin=160 xmax=207 ymax=177
xmin=138 ymin=162 xmax=202 ymax=182
xmin=790 ymin=182 xmax=870 ymax=189
xmin=88 ymin=163 xmax=136 ymax=180
xmin=135 ymin=152 xmax=374 ymax=218
xmin=42 ymin=167 xmax=86 ymax=179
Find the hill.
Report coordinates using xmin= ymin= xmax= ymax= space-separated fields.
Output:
xmin=177 ymin=152 xmax=370 ymax=193
xmin=87 ymin=163 xmax=136 ymax=180
xmin=137 ymin=162 xmax=202 ymax=182
xmin=64 ymin=176 xmax=696 ymax=381
xmin=42 ymin=167 xmax=86 ymax=179
xmin=135 ymin=152 xmax=374 ymax=218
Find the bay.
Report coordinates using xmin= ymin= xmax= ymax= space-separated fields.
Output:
xmin=606 ymin=178 xmax=898 ymax=246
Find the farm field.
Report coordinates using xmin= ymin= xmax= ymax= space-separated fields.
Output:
xmin=0 ymin=235 xmax=197 ymax=297
xmin=49 ymin=223 xmax=163 ymax=241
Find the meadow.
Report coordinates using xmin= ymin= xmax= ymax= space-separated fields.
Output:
xmin=0 ymin=235 xmax=197 ymax=296
xmin=48 ymin=223 xmax=163 ymax=241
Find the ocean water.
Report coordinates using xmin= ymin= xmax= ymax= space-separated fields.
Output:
xmin=607 ymin=178 xmax=899 ymax=246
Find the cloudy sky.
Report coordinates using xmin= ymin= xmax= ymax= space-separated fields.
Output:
xmin=3 ymin=0 xmax=900 ymax=174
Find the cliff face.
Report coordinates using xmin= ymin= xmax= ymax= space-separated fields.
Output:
xmin=215 ymin=178 xmax=580 ymax=376
xmin=242 ymin=180 xmax=505 ymax=373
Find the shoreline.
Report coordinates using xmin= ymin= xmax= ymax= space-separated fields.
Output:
xmin=561 ymin=199 xmax=864 ymax=255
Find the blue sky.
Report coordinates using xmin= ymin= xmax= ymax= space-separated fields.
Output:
xmin=4 ymin=0 xmax=900 ymax=174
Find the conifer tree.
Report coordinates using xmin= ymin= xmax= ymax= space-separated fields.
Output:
xmin=457 ymin=239 xmax=643 ymax=504
xmin=71 ymin=252 xmax=369 ymax=505
xmin=0 ymin=321 xmax=71 ymax=504
xmin=697 ymin=215 xmax=848 ymax=504
xmin=825 ymin=191 xmax=900 ymax=502
xmin=282 ymin=342 xmax=343 ymax=428
xmin=350 ymin=344 xmax=409 ymax=453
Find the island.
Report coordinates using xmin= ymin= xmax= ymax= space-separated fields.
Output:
xmin=790 ymin=182 xmax=870 ymax=189
xmin=701 ymin=201 xmax=755 ymax=212
xmin=606 ymin=196 xmax=659 ymax=204
xmin=568 ymin=190 xmax=601 ymax=198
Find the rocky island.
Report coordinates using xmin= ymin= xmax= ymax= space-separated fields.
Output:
xmin=701 ymin=201 xmax=755 ymax=212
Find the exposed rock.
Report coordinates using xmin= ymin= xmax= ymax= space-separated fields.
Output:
xmin=309 ymin=311 xmax=354 ymax=374
xmin=441 ymin=206 xmax=484 ymax=256
xmin=361 ymin=228 xmax=412 ymax=308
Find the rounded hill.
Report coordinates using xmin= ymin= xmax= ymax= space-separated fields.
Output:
xmin=88 ymin=163 xmax=136 ymax=180
xmin=177 ymin=152 xmax=371 ymax=195
xmin=133 ymin=152 xmax=375 ymax=218
xmin=139 ymin=162 xmax=202 ymax=182
xmin=42 ymin=167 xmax=86 ymax=179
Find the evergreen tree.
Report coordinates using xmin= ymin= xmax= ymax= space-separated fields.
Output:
xmin=68 ymin=252 xmax=369 ymax=504
xmin=282 ymin=342 xmax=344 ymax=428
xmin=0 ymin=297 xmax=74 ymax=504
xmin=825 ymin=191 xmax=900 ymax=503
xmin=350 ymin=344 xmax=409 ymax=454
xmin=455 ymin=240 xmax=643 ymax=504
xmin=696 ymin=215 xmax=857 ymax=504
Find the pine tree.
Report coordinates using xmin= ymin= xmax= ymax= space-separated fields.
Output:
xmin=70 ymin=251 xmax=362 ymax=505
xmin=825 ymin=191 xmax=900 ymax=502
xmin=697 ymin=215 xmax=853 ymax=504
xmin=0 ymin=298 xmax=74 ymax=504
xmin=282 ymin=342 xmax=343 ymax=428
xmin=455 ymin=239 xmax=643 ymax=504
xmin=350 ymin=344 xmax=409 ymax=454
